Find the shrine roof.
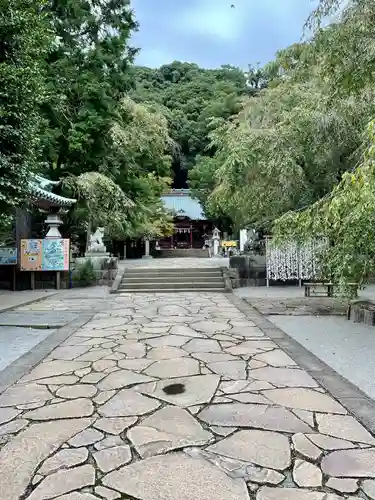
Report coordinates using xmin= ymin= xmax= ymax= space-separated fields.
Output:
xmin=28 ymin=174 xmax=76 ymax=207
xmin=161 ymin=189 xmax=205 ymax=220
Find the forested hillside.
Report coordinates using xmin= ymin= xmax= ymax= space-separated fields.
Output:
xmin=129 ymin=62 xmax=254 ymax=187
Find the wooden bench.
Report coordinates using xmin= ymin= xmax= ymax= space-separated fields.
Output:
xmin=304 ymin=282 xmax=358 ymax=298
xmin=304 ymin=282 xmax=334 ymax=297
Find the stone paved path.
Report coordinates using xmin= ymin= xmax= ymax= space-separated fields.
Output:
xmin=0 ymin=291 xmax=375 ymax=500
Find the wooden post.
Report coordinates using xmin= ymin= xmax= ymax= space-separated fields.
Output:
xmin=56 ymin=271 xmax=61 ymax=290
xmin=12 ymin=266 xmax=16 ymax=291
xmin=190 ymin=223 xmax=193 ymax=248
xmin=30 ymin=271 xmax=35 ymax=290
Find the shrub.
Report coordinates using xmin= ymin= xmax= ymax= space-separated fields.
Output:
xmin=73 ymin=260 xmax=96 ymax=286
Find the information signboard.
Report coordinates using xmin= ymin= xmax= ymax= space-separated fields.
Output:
xmin=222 ymin=240 xmax=238 ymax=247
xmin=20 ymin=239 xmax=69 ymax=271
xmin=0 ymin=247 xmax=17 ymax=265
xmin=20 ymin=239 xmax=42 ymax=271
xmin=42 ymin=239 xmax=69 ymax=271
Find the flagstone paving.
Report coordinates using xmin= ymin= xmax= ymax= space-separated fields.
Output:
xmin=0 ymin=291 xmax=375 ymax=499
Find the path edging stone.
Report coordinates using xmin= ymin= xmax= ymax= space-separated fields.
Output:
xmin=221 ymin=267 xmax=233 ymax=293
xmin=110 ymin=268 xmax=124 ymax=294
xmin=0 ymin=313 xmax=94 ymax=395
xmin=0 ymin=292 xmax=57 ymax=314
xmin=228 ymin=293 xmax=375 ymax=435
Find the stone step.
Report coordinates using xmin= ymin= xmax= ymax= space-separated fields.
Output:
xmin=122 ymin=276 xmax=224 ymax=284
xmin=158 ymin=249 xmax=209 ymax=258
xmin=116 ymin=287 xmax=227 ymax=293
xmin=119 ymin=281 xmax=225 ymax=291
xmin=123 ymin=268 xmax=222 ymax=276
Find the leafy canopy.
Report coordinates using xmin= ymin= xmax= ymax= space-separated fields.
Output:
xmin=272 ymin=0 xmax=375 ymax=291
xmin=189 ymin=0 xmax=375 ymax=292
xmin=41 ymin=0 xmax=138 ymax=179
xmin=0 ymin=0 xmax=51 ymax=231
xmin=130 ymin=61 xmax=249 ymax=184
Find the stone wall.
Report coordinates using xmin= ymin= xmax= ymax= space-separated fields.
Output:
xmin=67 ymin=268 xmax=117 ymax=288
xmin=229 ymin=254 xmax=266 ymax=288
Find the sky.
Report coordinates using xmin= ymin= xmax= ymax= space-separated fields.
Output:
xmin=130 ymin=0 xmax=319 ymax=70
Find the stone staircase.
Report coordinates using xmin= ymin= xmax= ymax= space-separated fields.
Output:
xmin=116 ymin=267 xmax=227 ymax=293
xmin=158 ymin=248 xmax=209 ymax=258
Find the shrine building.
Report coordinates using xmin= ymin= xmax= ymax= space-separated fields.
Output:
xmin=159 ymin=189 xmax=212 ymax=249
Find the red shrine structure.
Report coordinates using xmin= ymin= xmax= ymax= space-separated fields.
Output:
xmin=159 ymin=189 xmax=212 ymax=249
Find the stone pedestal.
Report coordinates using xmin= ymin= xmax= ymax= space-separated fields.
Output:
xmin=229 ymin=254 xmax=266 ymax=287
xmin=77 ymin=254 xmax=109 ymax=271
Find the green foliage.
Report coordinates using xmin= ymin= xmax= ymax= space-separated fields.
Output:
xmin=307 ymin=1 xmax=375 ymax=94
xmin=274 ymin=120 xmax=375 ymax=294
xmin=41 ymin=0 xmax=138 ymax=179
xmin=109 ymin=97 xmax=175 ymax=238
xmin=191 ymin=78 xmax=374 ymax=231
xmin=188 ymin=0 xmax=375 ymax=292
xmin=7 ymin=0 xmax=375 ymax=297
xmin=0 ymin=0 xmax=51 ymax=227
xmin=73 ymin=259 xmax=96 ymax=286
xmin=272 ymin=0 xmax=375 ymax=292
xmin=61 ymin=96 xmax=175 ymax=242
xmin=130 ymin=61 xmax=249 ymax=175
xmin=63 ymin=172 xmax=134 ymax=235
xmin=110 ymin=96 xmax=174 ymax=182
xmin=41 ymin=3 xmax=175 ymax=242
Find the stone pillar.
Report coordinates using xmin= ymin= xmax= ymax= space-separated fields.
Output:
xmin=123 ymin=243 xmax=127 ymax=260
xmin=142 ymin=238 xmax=153 ymax=259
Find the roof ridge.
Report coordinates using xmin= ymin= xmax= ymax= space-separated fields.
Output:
xmin=162 ymin=188 xmax=190 ymax=196
xmin=160 ymin=191 xmax=205 ymax=220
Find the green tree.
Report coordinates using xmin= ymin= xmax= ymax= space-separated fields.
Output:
xmin=130 ymin=62 xmax=248 ymax=184
xmin=41 ymin=0 xmax=138 ymax=179
xmin=190 ymin=76 xmax=373 ymax=231
xmin=188 ymin=0 xmax=375 ymax=295
xmin=0 ymin=0 xmax=51 ymax=230
xmin=272 ymin=0 xmax=375 ymax=292
xmin=40 ymin=1 xmax=175 ymax=243
xmin=63 ymin=171 xmax=134 ymax=249
xmin=62 ymin=97 xmax=175 ymax=243
xmin=109 ymin=97 xmax=174 ymax=238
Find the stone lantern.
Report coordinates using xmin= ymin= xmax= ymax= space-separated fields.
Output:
xmin=212 ymin=227 xmax=221 ymax=256
xmin=27 ymin=174 xmax=77 ymax=239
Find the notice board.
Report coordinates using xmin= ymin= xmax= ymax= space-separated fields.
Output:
xmin=20 ymin=239 xmax=69 ymax=271
xmin=0 ymin=247 xmax=17 ymax=265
